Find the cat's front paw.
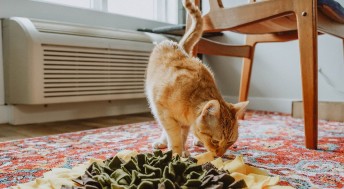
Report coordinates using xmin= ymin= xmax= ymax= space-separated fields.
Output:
xmin=152 ymin=141 xmax=167 ymax=149
xmin=193 ymin=138 xmax=204 ymax=147
xmin=182 ymin=150 xmax=190 ymax=158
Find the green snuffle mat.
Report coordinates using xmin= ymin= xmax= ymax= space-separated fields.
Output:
xmin=61 ymin=150 xmax=246 ymax=189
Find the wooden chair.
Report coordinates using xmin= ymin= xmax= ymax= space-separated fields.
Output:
xmin=188 ymin=0 xmax=344 ymax=149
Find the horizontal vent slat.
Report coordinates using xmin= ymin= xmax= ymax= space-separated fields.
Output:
xmin=43 ymin=56 xmax=149 ymax=62
xmin=44 ymin=52 xmax=149 ymax=60
xmin=44 ymin=82 xmax=143 ymax=87
xmin=44 ymin=60 xmax=148 ymax=65
xmin=42 ymin=44 xmax=150 ymax=56
xmin=45 ymin=85 xmax=143 ymax=92
xmin=44 ymin=89 xmax=144 ymax=96
xmin=44 ymin=65 xmax=146 ymax=70
xmin=44 ymin=70 xmax=145 ymax=74
xmin=44 ymin=78 xmax=144 ymax=83
xmin=44 ymin=93 xmax=145 ymax=98
xmin=44 ymin=75 xmax=145 ymax=79
xmin=44 ymin=51 xmax=150 ymax=58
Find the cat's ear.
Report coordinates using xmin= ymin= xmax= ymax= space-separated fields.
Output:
xmin=201 ymin=100 xmax=220 ymax=119
xmin=231 ymin=101 xmax=249 ymax=118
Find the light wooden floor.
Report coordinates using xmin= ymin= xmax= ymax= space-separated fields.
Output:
xmin=0 ymin=113 xmax=154 ymax=142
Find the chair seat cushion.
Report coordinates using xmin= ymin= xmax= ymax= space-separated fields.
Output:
xmin=318 ymin=0 xmax=344 ymax=23
xmin=138 ymin=25 xmax=223 ymax=37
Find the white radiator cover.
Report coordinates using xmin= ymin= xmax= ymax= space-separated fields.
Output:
xmin=3 ymin=17 xmax=166 ymax=105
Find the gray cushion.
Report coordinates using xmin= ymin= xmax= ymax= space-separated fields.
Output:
xmin=318 ymin=0 xmax=344 ymax=23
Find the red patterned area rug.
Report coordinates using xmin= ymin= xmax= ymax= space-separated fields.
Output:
xmin=0 ymin=111 xmax=343 ymax=189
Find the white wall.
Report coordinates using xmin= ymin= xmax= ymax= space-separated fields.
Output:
xmin=0 ymin=0 xmax=172 ymax=124
xmin=203 ymin=0 xmax=344 ymax=113
xmin=0 ymin=0 xmax=171 ymax=30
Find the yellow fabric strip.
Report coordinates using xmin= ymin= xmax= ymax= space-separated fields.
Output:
xmin=12 ymin=151 xmax=294 ymax=189
xmin=208 ymin=155 xmax=294 ymax=189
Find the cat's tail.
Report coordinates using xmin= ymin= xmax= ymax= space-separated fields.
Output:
xmin=178 ymin=0 xmax=203 ymax=55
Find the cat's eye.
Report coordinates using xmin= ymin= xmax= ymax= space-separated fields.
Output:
xmin=211 ymin=139 xmax=219 ymax=145
xmin=200 ymin=131 xmax=211 ymax=138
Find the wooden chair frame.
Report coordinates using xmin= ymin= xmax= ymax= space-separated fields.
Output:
xmin=187 ymin=0 xmax=344 ymax=149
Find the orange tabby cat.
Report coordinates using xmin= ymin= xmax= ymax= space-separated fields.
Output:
xmin=145 ymin=0 xmax=248 ymax=157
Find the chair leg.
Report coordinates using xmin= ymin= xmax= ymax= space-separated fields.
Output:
xmin=238 ymin=36 xmax=256 ymax=119
xmin=295 ymin=0 xmax=318 ymax=149
xmin=239 ymin=58 xmax=254 ymax=103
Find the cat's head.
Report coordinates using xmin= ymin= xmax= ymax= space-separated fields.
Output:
xmin=193 ymin=100 xmax=248 ymax=157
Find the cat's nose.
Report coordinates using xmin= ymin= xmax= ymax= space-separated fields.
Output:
xmin=216 ymin=150 xmax=224 ymax=157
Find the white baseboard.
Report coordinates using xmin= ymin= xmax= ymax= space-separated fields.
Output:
xmin=3 ymin=96 xmax=292 ymax=125
xmin=224 ymin=96 xmax=293 ymax=114
xmin=8 ymin=99 xmax=150 ymax=125
xmin=0 ymin=105 xmax=9 ymax=124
